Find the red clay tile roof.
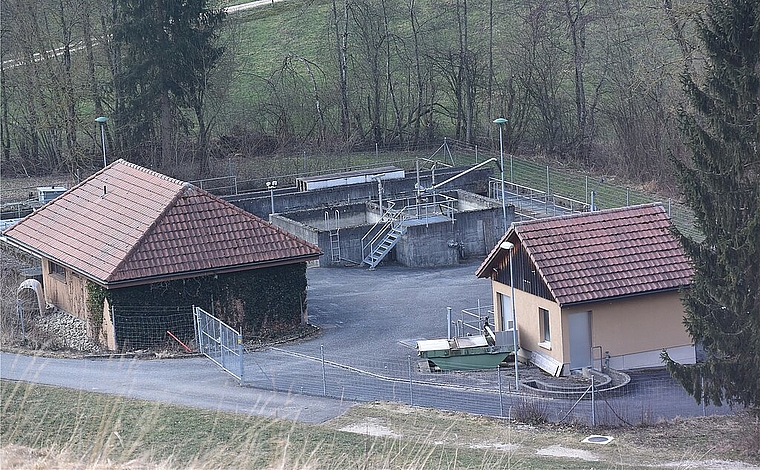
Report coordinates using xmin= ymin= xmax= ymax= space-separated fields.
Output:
xmin=3 ymin=160 xmax=321 ymax=286
xmin=476 ymin=204 xmax=693 ymax=306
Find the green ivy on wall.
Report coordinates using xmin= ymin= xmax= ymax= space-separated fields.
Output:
xmin=108 ymin=263 xmax=308 ymax=336
xmin=86 ymin=280 xmax=110 ymax=337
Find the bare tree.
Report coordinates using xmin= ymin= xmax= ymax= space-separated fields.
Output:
xmin=332 ymin=0 xmax=351 ymax=141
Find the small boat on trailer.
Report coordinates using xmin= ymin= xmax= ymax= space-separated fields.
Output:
xmin=416 ymin=326 xmax=515 ymax=371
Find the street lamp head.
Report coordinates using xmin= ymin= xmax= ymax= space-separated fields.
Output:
xmin=493 ymin=118 xmax=507 ymax=125
xmin=500 ymin=241 xmax=514 ymax=251
xmin=95 ymin=116 xmax=108 ymax=124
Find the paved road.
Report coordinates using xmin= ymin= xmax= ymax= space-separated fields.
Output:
xmin=0 ymin=352 xmax=354 ymax=424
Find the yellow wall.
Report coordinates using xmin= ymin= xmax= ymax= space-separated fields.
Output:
xmin=492 ymin=282 xmax=564 ymax=364
xmin=491 ymin=279 xmax=692 ymax=368
xmin=574 ymin=290 xmax=692 ymax=359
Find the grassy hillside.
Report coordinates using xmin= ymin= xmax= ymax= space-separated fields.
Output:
xmin=2 ymin=380 xmax=758 ymax=469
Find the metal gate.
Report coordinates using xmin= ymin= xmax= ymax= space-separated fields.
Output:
xmin=194 ymin=306 xmax=244 ymax=384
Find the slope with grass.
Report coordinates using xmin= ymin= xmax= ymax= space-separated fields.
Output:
xmin=2 ymin=380 xmax=758 ymax=469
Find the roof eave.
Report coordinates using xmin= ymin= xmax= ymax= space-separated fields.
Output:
xmin=475 ymin=227 xmax=517 ymax=278
xmin=1 ymin=235 xmax=109 ymax=284
xmin=102 ymin=253 xmax=322 ymax=289
xmin=557 ymin=284 xmax=691 ymax=308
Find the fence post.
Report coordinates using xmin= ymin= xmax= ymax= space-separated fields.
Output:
xmin=17 ymin=299 xmax=25 ymax=343
xmin=408 ymin=355 xmax=414 ymax=406
xmin=701 ymin=375 xmax=706 ymax=416
xmin=546 ymin=166 xmax=550 ymax=214
xmin=111 ymin=305 xmax=116 ymax=350
xmin=193 ymin=305 xmax=200 ymax=352
xmin=585 ymin=175 xmax=589 ymax=204
xmin=321 ymin=344 xmax=327 ymax=396
xmin=447 ymin=307 xmax=452 ymax=339
xmin=219 ymin=318 xmax=225 ymax=369
xmin=591 ymin=375 xmax=596 ymax=427
xmin=498 ymin=366 xmax=504 ymax=417
xmin=238 ymin=332 xmax=244 ymax=385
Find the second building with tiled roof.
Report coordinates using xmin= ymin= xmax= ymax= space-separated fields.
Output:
xmin=476 ymin=204 xmax=695 ymax=372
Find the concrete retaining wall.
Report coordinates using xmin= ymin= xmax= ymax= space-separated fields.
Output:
xmin=272 ymin=190 xmax=514 ymax=268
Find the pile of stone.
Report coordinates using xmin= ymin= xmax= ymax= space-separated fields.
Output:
xmin=33 ymin=308 xmax=102 ymax=353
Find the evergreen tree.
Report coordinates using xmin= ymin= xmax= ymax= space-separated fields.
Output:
xmin=112 ymin=0 xmax=225 ymax=169
xmin=663 ymin=0 xmax=760 ymax=411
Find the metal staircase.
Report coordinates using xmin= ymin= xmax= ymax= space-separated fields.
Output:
xmin=361 ymin=204 xmax=407 ymax=269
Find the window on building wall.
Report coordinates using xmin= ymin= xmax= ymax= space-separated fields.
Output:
xmin=539 ymin=307 xmax=550 ymax=348
xmin=49 ymin=260 xmax=66 ymax=280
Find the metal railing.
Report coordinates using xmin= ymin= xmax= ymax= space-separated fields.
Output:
xmin=489 ymin=178 xmax=590 ymax=219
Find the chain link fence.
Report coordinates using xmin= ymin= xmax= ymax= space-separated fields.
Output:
xmin=240 ymin=345 xmax=733 ymax=427
xmin=111 ymin=306 xmax=195 ymax=352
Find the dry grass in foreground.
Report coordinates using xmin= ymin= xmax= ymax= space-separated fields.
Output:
xmin=2 ymin=380 xmax=759 ymax=470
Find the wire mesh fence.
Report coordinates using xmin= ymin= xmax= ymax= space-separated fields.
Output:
xmin=210 ymin=137 xmax=700 ymax=239
xmin=101 ymin=304 xmax=733 ymax=426
xmin=112 ymin=306 xmax=195 ymax=352
xmin=240 ymin=345 xmax=734 ymax=427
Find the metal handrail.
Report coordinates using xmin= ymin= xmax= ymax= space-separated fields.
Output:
xmin=361 ymin=201 xmax=399 ymax=261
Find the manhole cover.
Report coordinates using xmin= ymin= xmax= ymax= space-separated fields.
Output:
xmin=582 ymin=435 xmax=614 ymax=445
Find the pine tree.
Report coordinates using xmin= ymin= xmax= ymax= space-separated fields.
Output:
xmin=663 ymin=0 xmax=760 ymax=411
xmin=112 ymin=0 xmax=225 ymax=169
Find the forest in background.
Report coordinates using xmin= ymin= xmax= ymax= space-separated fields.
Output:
xmin=0 ymin=0 xmax=705 ymax=189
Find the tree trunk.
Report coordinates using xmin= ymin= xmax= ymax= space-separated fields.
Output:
xmin=332 ymin=0 xmax=350 ymax=141
xmin=409 ymin=0 xmax=423 ymax=148
xmin=564 ymin=0 xmax=589 ymax=163
xmin=58 ymin=0 xmax=77 ymax=173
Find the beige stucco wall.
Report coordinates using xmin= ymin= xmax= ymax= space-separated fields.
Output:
xmin=573 ymin=290 xmax=692 ymax=360
xmin=491 ymin=282 xmax=564 ymax=365
xmin=491 ymin=279 xmax=694 ymax=370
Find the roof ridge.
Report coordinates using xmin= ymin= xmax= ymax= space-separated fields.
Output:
xmin=109 ymin=184 xmax=321 ymax=283
xmin=106 ymin=182 xmax=189 ymax=282
xmin=115 ymin=159 xmax=187 ymax=186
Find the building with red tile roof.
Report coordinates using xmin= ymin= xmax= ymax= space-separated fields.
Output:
xmin=3 ymin=160 xmax=322 ymax=349
xmin=476 ymin=204 xmax=696 ymax=372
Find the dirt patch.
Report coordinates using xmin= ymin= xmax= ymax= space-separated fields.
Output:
xmin=536 ymin=444 xmax=599 ymax=461
xmin=339 ymin=417 xmax=400 ymax=438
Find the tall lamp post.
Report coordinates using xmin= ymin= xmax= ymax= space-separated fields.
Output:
xmin=500 ymin=240 xmax=520 ymax=390
xmin=493 ymin=118 xmax=508 ymax=229
xmin=266 ymin=180 xmax=278 ymax=216
xmin=95 ymin=116 xmax=108 ymax=168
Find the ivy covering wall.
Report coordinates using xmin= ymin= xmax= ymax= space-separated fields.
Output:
xmin=108 ymin=263 xmax=308 ymax=337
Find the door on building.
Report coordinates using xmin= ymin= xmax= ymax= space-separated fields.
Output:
xmin=499 ymin=293 xmax=514 ymax=330
xmin=568 ymin=311 xmax=592 ymax=370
